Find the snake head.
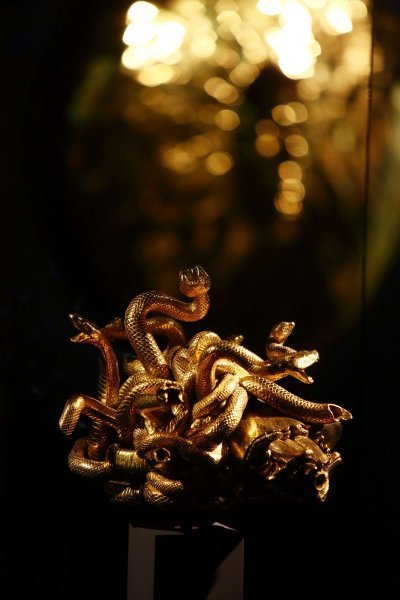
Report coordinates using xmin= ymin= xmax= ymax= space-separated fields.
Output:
xmin=156 ymin=383 xmax=184 ymax=406
xmin=69 ymin=313 xmax=100 ymax=343
xmin=302 ymin=461 xmax=331 ymax=501
xmin=179 ymin=266 xmax=211 ymax=297
xmin=268 ymin=321 xmax=295 ymax=344
xmin=290 ymin=349 xmax=319 ymax=370
xmin=303 ymin=453 xmax=341 ymax=502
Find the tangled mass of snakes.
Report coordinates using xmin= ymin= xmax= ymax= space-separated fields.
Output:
xmin=59 ymin=266 xmax=352 ymax=512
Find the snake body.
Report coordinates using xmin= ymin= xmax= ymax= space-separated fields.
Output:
xmin=116 ymin=379 xmax=186 ymax=444
xmin=69 ymin=314 xmax=121 ymax=459
xmin=60 ymin=266 xmax=352 ymax=508
xmin=68 ymin=438 xmax=112 ymax=478
xmin=59 ymin=394 xmax=117 ymax=436
xmin=192 ymin=374 xmax=238 ymax=419
xmin=196 ymin=341 xmax=318 ymax=398
xmin=189 ymin=385 xmax=248 ymax=451
xmin=135 ymin=432 xmax=217 ymax=467
xmin=124 ymin=266 xmax=211 ymax=378
xmin=241 ymin=375 xmax=352 ymax=423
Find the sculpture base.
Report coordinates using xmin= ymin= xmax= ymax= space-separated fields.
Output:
xmin=128 ymin=524 xmax=244 ymax=599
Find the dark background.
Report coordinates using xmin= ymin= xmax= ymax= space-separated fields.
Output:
xmin=2 ymin=1 xmax=399 ymax=597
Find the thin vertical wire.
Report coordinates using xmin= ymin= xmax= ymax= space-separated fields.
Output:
xmin=359 ymin=0 xmax=375 ymax=449
xmin=362 ymin=2 xmax=376 ymax=322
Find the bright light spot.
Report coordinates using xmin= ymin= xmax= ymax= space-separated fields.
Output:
xmin=343 ymin=40 xmax=370 ymax=75
xmin=161 ymin=144 xmax=197 ymax=173
xmin=190 ymin=135 xmax=214 ymax=157
xmin=243 ymin=43 xmax=268 ymax=64
xmin=214 ymin=47 xmax=240 ymax=68
xmin=217 ymin=11 xmax=242 ymax=26
xmin=152 ymin=21 xmax=187 ymax=58
xmin=121 ymin=46 xmax=150 ymax=70
xmin=190 ymin=34 xmax=217 ymax=58
xmin=325 ymin=3 xmax=353 ymax=34
xmin=122 ymin=8 xmax=187 ymax=70
xmin=255 ymin=119 xmax=279 ymax=137
xmin=278 ymin=50 xmax=315 ymax=79
xmin=217 ymin=22 xmax=238 ymax=41
xmin=284 ymin=134 xmax=309 ymax=157
xmin=272 ymin=104 xmax=297 ymax=126
xmin=274 ymin=192 xmax=303 ymax=217
xmin=173 ymin=66 xmax=192 ymax=84
xmin=274 ymin=191 xmax=303 ymax=217
xmin=278 ymin=160 xmax=303 ymax=180
xmin=314 ymin=62 xmax=330 ymax=85
xmin=265 ymin=2 xmax=318 ymax=79
xmin=229 ymin=62 xmax=259 ymax=86
xmin=280 ymin=1 xmax=312 ymax=27
xmin=123 ymin=22 xmax=156 ymax=46
xmin=279 ymin=178 xmax=305 ymax=199
xmin=215 ymin=0 xmax=239 ymax=11
xmin=205 ymin=152 xmax=234 ymax=175
xmin=127 ymin=2 xmax=159 ymax=23
xmin=350 ymin=0 xmax=368 ymax=20
xmin=204 ymin=77 xmax=226 ymax=95
xmin=296 ymin=78 xmax=321 ymax=100
xmin=255 ymin=134 xmax=281 ymax=157
xmin=287 ymin=101 xmax=308 ymax=122
xmin=332 ymin=64 xmax=357 ymax=88
xmin=206 ymin=131 xmax=224 ymax=149
xmin=215 ymin=109 xmax=240 ymax=130
xmin=257 ymin=0 xmax=282 ymax=16
xmin=205 ymin=78 xmax=239 ymax=104
xmin=175 ymin=0 xmax=205 ymax=18
xmin=305 ymin=0 xmax=326 ymax=7
xmin=137 ymin=64 xmax=177 ymax=86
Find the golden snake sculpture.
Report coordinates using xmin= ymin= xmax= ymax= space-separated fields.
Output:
xmin=59 ymin=266 xmax=352 ymax=510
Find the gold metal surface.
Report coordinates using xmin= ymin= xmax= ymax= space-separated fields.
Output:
xmin=60 ymin=266 xmax=352 ymax=510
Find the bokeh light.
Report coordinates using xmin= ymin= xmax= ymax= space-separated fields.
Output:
xmin=120 ymin=0 xmax=371 ymax=223
xmin=66 ymin=0 xmax=387 ymax=337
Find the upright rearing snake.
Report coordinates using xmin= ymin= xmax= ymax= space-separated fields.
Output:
xmin=124 ymin=266 xmax=211 ymax=378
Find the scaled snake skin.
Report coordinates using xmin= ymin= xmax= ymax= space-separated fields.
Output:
xmin=59 ymin=266 xmax=352 ymax=510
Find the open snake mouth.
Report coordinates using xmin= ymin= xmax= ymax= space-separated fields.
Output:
xmin=179 ymin=265 xmax=204 ymax=284
xmin=139 ymin=387 xmax=187 ymax=434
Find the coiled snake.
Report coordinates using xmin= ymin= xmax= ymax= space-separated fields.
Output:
xmin=59 ymin=266 xmax=352 ymax=510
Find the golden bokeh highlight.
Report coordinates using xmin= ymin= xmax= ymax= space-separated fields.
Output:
xmin=279 ymin=178 xmax=305 ymax=200
xmin=127 ymin=1 xmax=159 ymax=22
xmin=121 ymin=0 xmax=371 ymax=219
xmin=272 ymin=104 xmax=297 ymax=126
xmin=278 ymin=160 xmax=303 ymax=181
xmin=255 ymin=134 xmax=281 ymax=157
xmin=257 ymin=0 xmax=282 ymax=16
xmin=274 ymin=190 xmax=304 ymax=217
xmin=205 ymin=151 xmax=234 ymax=175
xmin=215 ymin=109 xmax=240 ymax=130
xmin=284 ymin=134 xmax=309 ymax=157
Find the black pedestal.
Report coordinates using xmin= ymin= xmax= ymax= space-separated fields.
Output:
xmin=128 ymin=524 xmax=244 ymax=600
